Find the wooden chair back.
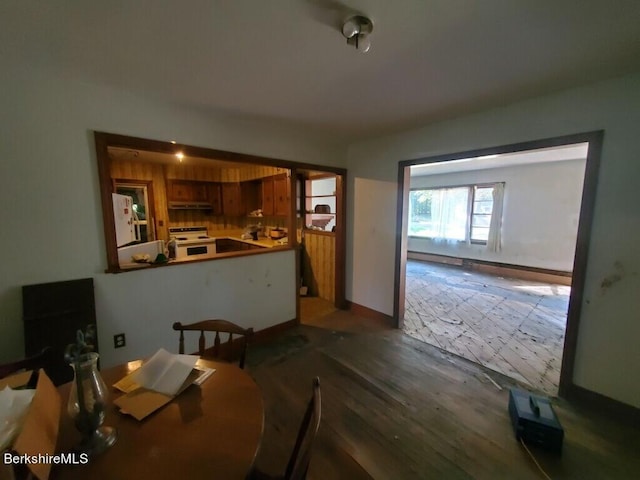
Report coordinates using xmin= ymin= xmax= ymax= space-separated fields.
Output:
xmin=284 ymin=377 xmax=322 ymax=480
xmin=172 ymin=320 xmax=253 ymax=369
xmin=0 ymin=347 xmax=53 ymax=381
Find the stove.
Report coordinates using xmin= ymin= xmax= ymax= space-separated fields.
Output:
xmin=169 ymin=226 xmax=216 ymax=259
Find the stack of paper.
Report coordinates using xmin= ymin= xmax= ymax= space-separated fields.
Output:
xmin=113 ymin=349 xmax=215 ymax=420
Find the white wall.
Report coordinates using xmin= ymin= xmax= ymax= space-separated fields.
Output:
xmin=95 ymin=251 xmax=295 ymax=368
xmin=346 ymin=72 xmax=640 ymax=408
xmin=408 ymin=159 xmax=586 ymax=271
xmin=0 ymin=62 xmax=343 ymax=366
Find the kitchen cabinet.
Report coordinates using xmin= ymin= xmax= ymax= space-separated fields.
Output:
xmin=242 ymin=180 xmax=261 ymax=215
xmin=262 ymin=178 xmax=274 ymax=215
xmin=221 ymin=182 xmax=243 ymax=216
xmin=261 ymin=174 xmax=289 ymax=216
xmin=167 ymin=180 xmax=221 ymax=213
xmin=208 ymin=183 xmax=222 ymax=215
xmin=167 ymin=180 xmax=210 ymax=203
xmin=216 ymin=238 xmax=266 ymax=253
xmin=273 ymin=174 xmax=290 ymax=216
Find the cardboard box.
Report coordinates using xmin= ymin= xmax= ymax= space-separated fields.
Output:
xmin=0 ymin=370 xmax=61 ymax=480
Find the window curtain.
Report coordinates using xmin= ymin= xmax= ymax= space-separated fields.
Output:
xmin=486 ymin=183 xmax=505 ymax=252
xmin=431 ymin=187 xmax=468 ymax=241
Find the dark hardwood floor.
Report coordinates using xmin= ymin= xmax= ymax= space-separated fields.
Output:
xmin=246 ymin=308 xmax=639 ymax=479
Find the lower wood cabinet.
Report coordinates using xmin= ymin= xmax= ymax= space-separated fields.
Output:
xmin=216 ymin=238 xmax=266 ymax=253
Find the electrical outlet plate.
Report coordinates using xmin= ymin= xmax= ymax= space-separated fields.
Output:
xmin=113 ymin=333 xmax=126 ymax=348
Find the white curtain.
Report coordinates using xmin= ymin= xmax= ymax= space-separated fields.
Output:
xmin=486 ymin=183 xmax=505 ymax=252
xmin=431 ymin=187 xmax=468 ymax=241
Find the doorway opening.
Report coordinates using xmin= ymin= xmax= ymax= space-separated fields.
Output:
xmin=395 ymin=132 xmax=603 ymax=397
xmin=295 ymin=169 xmax=346 ymax=327
xmin=114 ymin=180 xmax=156 ymax=244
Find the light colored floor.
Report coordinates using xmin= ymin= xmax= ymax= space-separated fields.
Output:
xmin=403 ymin=260 xmax=570 ymax=395
xmin=300 ymin=296 xmax=338 ymax=324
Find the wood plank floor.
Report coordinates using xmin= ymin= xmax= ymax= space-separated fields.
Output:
xmin=246 ymin=309 xmax=639 ymax=479
xmin=404 ymin=260 xmax=569 ymax=395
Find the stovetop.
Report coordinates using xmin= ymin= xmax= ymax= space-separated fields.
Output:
xmin=169 ymin=226 xmax=215 ymax=243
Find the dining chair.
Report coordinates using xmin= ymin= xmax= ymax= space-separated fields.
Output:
xmin=250 ymin=377 xmax=322 ymax=480
xmin=172 ymin=319 xmax=254 ymax=369
xmin=0 ymin=346 xmax=53 ymax=381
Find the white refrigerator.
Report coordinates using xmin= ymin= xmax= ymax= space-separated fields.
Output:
xmin=112 ymin=193 xmax=140 ymax=247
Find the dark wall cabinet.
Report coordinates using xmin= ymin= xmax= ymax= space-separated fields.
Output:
xmin=262 ymin=174 xmax=290 ymax=216
xmin=221 ymin=183 xmax=243 ymax=216
xmin=166 ymin=176 xmax=289 ymax=217
xmin=168 ymin=180 xmax=209 ymax=202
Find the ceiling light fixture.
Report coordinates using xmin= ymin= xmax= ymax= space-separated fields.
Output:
xmin=342 ymin=15 xmax=373 ymax=53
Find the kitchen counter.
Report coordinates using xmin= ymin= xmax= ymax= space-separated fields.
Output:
xmin=212 ymin=230 xmax=288 ymax=248
xmin=115 ymin=231 xmax=289 ymax=271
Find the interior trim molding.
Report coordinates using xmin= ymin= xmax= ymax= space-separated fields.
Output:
xmin=407 ymin=251 xmax=573 ymax=285
xmin=253 ymin=319 xmax=298 ymax=344
xmin=394 ymin=130 xmax=605 ymax=404
xmin=346 ymin=301 xmax=395 ymax=327
xmin=563 ymin=383 xmax=640 ymax=427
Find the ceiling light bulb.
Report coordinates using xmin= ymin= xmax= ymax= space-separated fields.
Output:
xmin=342 ymin=20 xmax=360 ymax=39
xmin=346 ymin=34 xmax=371 ymax=53
xmin=342 ymin=15 xmax=373 ymax=53
xmin=357 ymin=35 xmax=371 ymax=53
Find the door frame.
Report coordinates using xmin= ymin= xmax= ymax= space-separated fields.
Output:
xmin=292 ymin=167 xmax=348 ymax=318
xmin=393 ymin=131 xmax=604 ymax=397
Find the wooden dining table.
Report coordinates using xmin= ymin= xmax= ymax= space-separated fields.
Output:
xmin=50 ymin=358 xmax=264 ymax=480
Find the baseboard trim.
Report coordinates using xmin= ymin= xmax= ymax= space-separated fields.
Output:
xmin=407 ymin=251 xmax=572 ymax=286
xmin=407 ymin=251 xmax=463 ymax=266
xmin=346 ymin=301 xmax=395 ymax=328
xmin=253 ymin=319 xmax=298 ymax=344
xmin=563 ymin=383 xmax=640 ymax=427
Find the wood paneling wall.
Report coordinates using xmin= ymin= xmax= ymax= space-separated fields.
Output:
xmin=109 ymin=160 xmax=288 ymax=238
xmin=303 ymin=231 xmax=335 ymax=303
xmin=238 ymin=165 xmax=288 ymax=182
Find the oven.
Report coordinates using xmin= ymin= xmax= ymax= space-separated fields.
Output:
xmin=169 ymin=226 xmax=217 ymax=260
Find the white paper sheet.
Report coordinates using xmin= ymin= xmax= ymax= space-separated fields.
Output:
xmin=129 ymin=348 xmax=199 ymax=396
xmin=0 ymin=386 xmax=36 ymax=451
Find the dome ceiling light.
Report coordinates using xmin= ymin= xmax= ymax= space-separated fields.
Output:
xmin=342 ymin=15 xmax=373 ymax=53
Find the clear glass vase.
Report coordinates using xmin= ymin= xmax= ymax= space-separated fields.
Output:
xmin=67 ymin=352 xmax=117 ymax=455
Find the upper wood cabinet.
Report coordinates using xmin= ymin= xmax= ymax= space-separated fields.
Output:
xmin=208 ymin=183 xmax=222 ymax=215
xmin=167 ymin=180 xmax=211 ymax=203
xmin=273 ymin=174 xmax=290 ymax=216
xmin=261 ymin=174 xmax=289 ymax=216
xmin=242 ymin=180 xmax=261 ymax=215
xmin=262 ymin=178 xmax=274 ymax=215
xmin=222 ymin=182 xmax=243 ymax=216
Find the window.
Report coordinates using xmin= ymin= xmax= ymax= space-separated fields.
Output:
xmin=470 ymin=186 xmax=494 ymax=243
xmin=304 ymin=176 xmax=336 ymax=232
xmin=409 ymin=183 xmax=503 ymax=245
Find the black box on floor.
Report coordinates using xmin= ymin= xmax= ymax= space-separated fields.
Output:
xmin=508 ymin=388 xmax=564 ymax=454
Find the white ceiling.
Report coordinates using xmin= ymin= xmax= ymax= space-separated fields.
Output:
xmin=2 ymin=1 xmax=639 ymax=140
xmin=410 ymin=143 xmax=588 ymax=176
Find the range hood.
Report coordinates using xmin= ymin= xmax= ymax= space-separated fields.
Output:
xmin=168 ymin=201 xmax=214 ymax=210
